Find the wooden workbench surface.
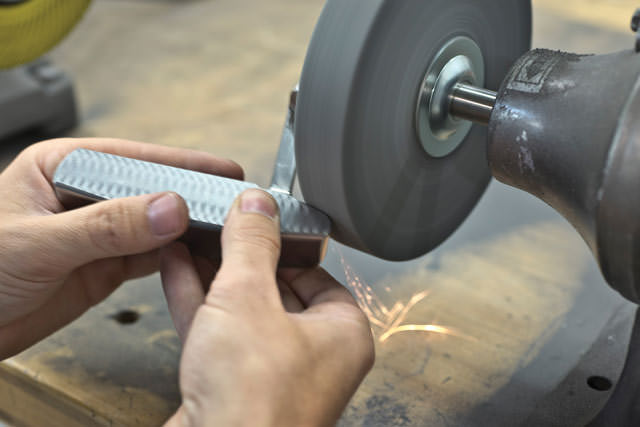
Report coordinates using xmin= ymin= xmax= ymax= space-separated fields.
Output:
xmin=0 ymin=1 xmax=638 ymax=425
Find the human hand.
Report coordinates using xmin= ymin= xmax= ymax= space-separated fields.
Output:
xmin=161 ymin=189 xmax=375 ymax=427
xmin=0 ymin=138 xmax=242 ymax=359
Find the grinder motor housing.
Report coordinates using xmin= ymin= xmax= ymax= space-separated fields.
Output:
xmin=488 ymin=48 xmax=640 ymax=303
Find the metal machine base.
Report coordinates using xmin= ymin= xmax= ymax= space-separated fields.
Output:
xmin=0 ymin=59 xmax=78 ymax=142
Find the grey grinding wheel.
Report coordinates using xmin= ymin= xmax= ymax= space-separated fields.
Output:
xmin=295 ymin=0 xmax=532 ymax=261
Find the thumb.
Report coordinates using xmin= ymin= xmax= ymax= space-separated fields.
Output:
xmin=210 ymin=189 xmax=281 ymax=306
xmin=34 ymin=192 xmax=189 ymax=270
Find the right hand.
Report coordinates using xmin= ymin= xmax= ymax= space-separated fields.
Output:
xmin=161 ymin=189 xmax=375 ymax=427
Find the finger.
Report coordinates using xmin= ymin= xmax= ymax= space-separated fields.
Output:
xmin=0 ymin=251 xmax=160 ymax=358
xmin=282 ymin=268 xmax=375 ymax=379
xmin=84 ymin=251 xmax=161 ymax=290
xmin=164 ymin=408 xmax=186 ymax=427
xmin=32 ymin=138 xmax=244 ymax=182
xmin=5 ymin=138 xmax=243 ymax=217
xmin=193 ymin=255 xmax=218 ymax=292
xmin=160 ymin=243 xmax=205 ymax=342
xmin=280 ymin=268 xmax=360 ymax=311
xmin=209 ymin=189 xmax=281 ymax=307
xmin=29 ymin=192 xmax=189 ymax=272
xmin=62 ymin=251 xmax=161 ymax=311
xmin=277 ymin=279 xmax=304 ymax=313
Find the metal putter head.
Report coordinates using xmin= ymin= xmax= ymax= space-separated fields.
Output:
xmin=53 ymin=149 xmax=330 ymax=269
xmin=54 ymin=86 xmax=330 ymax=268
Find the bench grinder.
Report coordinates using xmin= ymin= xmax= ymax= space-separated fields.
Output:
xmin=54 ymin=0 xmax=640 ymax=306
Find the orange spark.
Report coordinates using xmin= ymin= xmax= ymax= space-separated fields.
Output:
xmin=337 ymin=250 xmax=469 ymax=344
xmin=379 ymin=324 xmax=454 ymax=342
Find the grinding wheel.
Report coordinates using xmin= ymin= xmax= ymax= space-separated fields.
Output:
xmin=0 ymin=0 xmax=91 ymax=69
xmin=295 ymin=0 xmax=531 ymax=261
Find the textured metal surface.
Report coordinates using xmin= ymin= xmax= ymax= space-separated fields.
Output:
xmin=296 ymin=0 xmax=532 ymax=261
xmin=53 ymin=149 xmax=330 ymax=267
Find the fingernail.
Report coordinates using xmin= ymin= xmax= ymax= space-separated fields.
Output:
xmin=240 ymin=189 xmax=278 ymax=220
xmin=148 ymin=193 xmax=183 ymax=236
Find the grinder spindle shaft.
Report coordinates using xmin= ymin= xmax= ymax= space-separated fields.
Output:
xmin=449 ymin=83 xmax=496 ymax=125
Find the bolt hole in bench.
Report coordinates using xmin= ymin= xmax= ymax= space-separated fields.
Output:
xmin=111 ymin=310 xmax=140 ymax=325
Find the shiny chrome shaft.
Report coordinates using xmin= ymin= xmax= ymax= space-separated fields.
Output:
xmin=449 ymin=83 xmax=497 ymax=125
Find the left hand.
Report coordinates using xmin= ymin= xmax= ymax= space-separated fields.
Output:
xmin=0 ymin=138 xmax=243 ymax=359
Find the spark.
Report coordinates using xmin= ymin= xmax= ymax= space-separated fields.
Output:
xmin=379 ymin=324 xmax=453 ymax=343
xmin=337 ymin=250 xmax=468 ymax=343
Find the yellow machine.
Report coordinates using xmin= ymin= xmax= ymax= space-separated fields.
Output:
xmin=0 ymin=0 xmax=91 ymax=69
xmin=0 ymin=0 xmax=91 ymax=139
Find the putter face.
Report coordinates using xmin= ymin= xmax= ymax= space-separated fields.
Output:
xmin=53 ymin=149 xmax=330 ymax=268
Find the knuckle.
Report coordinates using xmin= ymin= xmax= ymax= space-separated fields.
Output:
xmin=0 ymin=221 xmax=57 ymax=280
xmin=342 ymin=327 xmax=375 ymax=374
xmin=18 ymin=139 xmax=74 ymax=181
xmin=209 ymin=267 xmax=277 ymax=306
xmin=209 ymin=269 xmax=239 ymax=293
xmin=23 ymin=139 xmax=50 ymax=153
xmin=336 ymin=307 xmax=376 ymax=370
xmin=16 ymin=142 xmax=43 ymax=164
xmin=230 ymin=224 xmax=281 ymax=254
xmin=361 ymin=333 xmax=376 ymax=371
xmin=215 ymin=268 xmax=268 ymax=292
xmin=87 ymin=203 xmax=135 ymax=254
xmin=21 ymin=139 xmax=60 ymax=159
xmin=19 ymin=143 xmax=38 ymax=158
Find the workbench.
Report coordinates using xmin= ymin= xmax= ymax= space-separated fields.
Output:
xmin=0 ymin=1 xmax=638 ymax=425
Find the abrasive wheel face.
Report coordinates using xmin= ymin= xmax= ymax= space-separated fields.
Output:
xmin=295 ymin=0 xmax=531 ymax=261
xmin=0 ymin=0 xmax=91 ymax=69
